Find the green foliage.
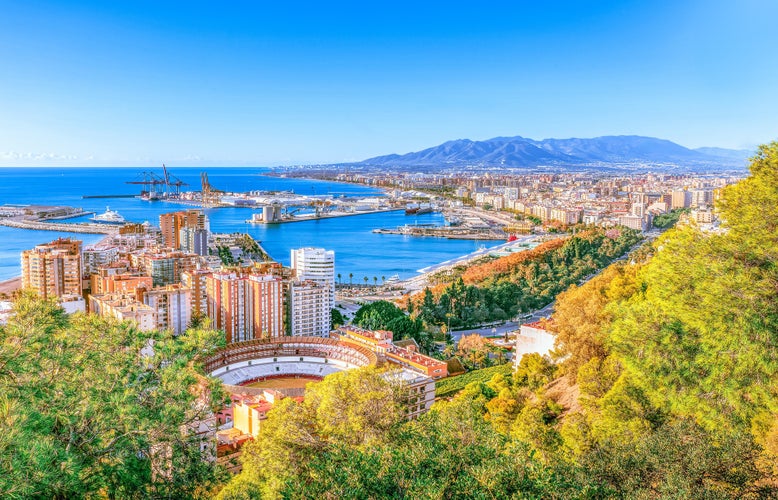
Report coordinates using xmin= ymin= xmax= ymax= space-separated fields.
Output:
xmin=609 ymin=150 xmax=778 ymax=435
xmin=330 ymin=307 xmax=345 ymax=329
xmin=230 ymin=367 xmax=407 ymax=499
xmin=652 ymin=207 xmax=689 ymax=228
xmin=353 ymin=299 xmax=405 ymax=327
xmin=418 ymin=227 xmax=642 ymax=329
xmin=456 ymin=334 xmax=494 ymax=370
xmin=0 ymin=292 xmax=229 ymax=499
xmin=353 ymin=300 xmax=433 ymax=353
xmin=435 ymin=363 xmax=513 ymax=399
xmin=514 ymin=353 xmax=557 ymax=391
xmin=215 ymin=245 xmax=235 ymax=265
xmin=580 ymin=419 xmax=775 ymax=499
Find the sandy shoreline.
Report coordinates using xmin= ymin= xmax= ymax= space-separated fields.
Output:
xmin=0 ymin=276 xmax=21 ymax=295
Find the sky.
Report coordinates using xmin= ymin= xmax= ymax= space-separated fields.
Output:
xmin=1 ymin=0 xmax=777 ymax=165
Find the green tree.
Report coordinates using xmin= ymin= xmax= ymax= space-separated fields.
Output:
xmin=229 ymin=367 xmax=406 ymax=499
xmin=0 ymin=293 xmax=229 ymax=499
xmin=330 ymin=308 xmax=345 ymax=329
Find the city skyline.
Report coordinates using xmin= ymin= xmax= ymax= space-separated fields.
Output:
xmin=2 ymin=1 xmax=777 ymax=166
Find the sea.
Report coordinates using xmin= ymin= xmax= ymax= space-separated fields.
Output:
xmin=0 ymin=167 xmax=493 ymax=282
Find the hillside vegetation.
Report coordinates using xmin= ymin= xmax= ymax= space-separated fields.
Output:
xmin=412 ymin=227 xmax=641 ymax=329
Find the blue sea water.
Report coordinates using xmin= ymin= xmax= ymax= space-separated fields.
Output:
xmin=0 ymin=167 xmax=490 ymax=281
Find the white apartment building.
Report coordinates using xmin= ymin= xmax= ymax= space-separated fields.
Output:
xmin=290 ymin=248 xmax=335 ymax=310
xmin=289 ymin=280 xmax=331 ymax=337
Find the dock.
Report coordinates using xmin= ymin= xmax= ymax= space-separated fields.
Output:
xmin=247 ymin=207 xmax=404 ymax=224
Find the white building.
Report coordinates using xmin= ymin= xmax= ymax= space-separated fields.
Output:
xmin=514 ymin=322 xmax=556 ymax=367
xmin=290 ymin=248 xmax=335 ymax=310
xmin=82 ymin=245 xmax=119 ymax=277
xmin=289 ymin=279 xmax=331 ymax=337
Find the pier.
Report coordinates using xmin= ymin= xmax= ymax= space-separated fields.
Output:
xmin=0 ymin=217 xmax=120 ymax=234
xmin=82 ymin=194 xmax=137 ymax=199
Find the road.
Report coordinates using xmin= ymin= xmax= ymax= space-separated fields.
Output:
xmin=450 ymin=301 xmax=555 ymax=341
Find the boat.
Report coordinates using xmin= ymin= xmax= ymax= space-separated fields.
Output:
xmin=90 ymin=206 xmax=126 ymax=224
xmin=384 ymin=274 xmax=401 ymax=284
xmin=415 ymin=206 xmax=433 ymax=215
xmin=405 ymin=206 xmax=419 ymax=215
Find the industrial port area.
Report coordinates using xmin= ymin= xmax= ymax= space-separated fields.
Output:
xmin=0 ymin=166 xmax=511 ymax=240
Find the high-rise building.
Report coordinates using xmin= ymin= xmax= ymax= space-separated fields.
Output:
xmin=138 ymin=284 xmax=192 ymax=336
xmin=248 ymin=274 xmax=284 ymax=340
xmin=290 ymin=248 xmax=335 ymax=311
xmin=159 ymin=210 xmax=208 ymax=250
xmin=690 ymin=189 xmax=714 ymax=208
xmin=205 ymin=272 xmax=284 ymax=343
xmin=182 ymin=269 xmax=211 ymax=317
xmin=139 ymin=251 xmax=200 ymax=286
xmin=21 ymin=238 xmax=82 ymax=299
xmin=289 ymin=280 xmax=331 ymax=337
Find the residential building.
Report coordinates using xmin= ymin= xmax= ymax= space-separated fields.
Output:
xmin=89 ymin=293 xmax=158 ymax=331
xmin=139 ymin=284 xmax=192 ymax=336
xmin=289 ymin=279 xmax=330 ymax=337
xmin=514 ymin=321 xmax=556 ymax=365
xmin=139 ymin=251 xmax=200 ymax=286
xmin=21 ymin=238 xmax=82 ymax=299
xmin=82 ymin=244 xmax=119 ymax=277
xmin=182 ymin=269 xmax=211 ymax=317
xmin=180 ymin=227 xmax=209 ymax=256
xmin=205 ymin=272 xmax=284 ymax=343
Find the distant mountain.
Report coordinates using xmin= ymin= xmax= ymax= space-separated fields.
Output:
xmin=694 ymin=147 xmax=753 ymax=162
xmin=360 ymin=135 xmax=751 ymax=170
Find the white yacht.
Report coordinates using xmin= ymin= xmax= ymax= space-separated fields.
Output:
xmin=91 ymin=206 xmax=126 ymax=224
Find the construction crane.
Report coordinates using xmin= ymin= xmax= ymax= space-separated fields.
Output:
xmin=201 ymin=172 xmax=224 ymax=208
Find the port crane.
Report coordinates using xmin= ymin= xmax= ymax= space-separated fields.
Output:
xmin=201 ymin=172 xmax=225 ymax=208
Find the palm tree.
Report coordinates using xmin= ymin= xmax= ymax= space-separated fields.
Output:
xmin=381 ymin=275 xmax=386 ymax=284
xmin=337 ymin=273 xmax=342 ymax=285
xmin=349 ymin=273 xmax=353 ymax=285
xmin=373 ymin=276 xmax=378 ymax=287
xmin=363 ymin=276 xmax=368 ymax=286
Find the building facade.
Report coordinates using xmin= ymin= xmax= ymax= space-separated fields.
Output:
xmin=288 ymin=279 xmax=331 ymax=337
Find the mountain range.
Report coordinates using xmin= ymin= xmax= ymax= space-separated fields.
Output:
xmin=359 ymin=135 xmax=752 ymax=170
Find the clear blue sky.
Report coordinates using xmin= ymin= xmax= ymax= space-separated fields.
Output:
xmin=1 ymin=0 xmax=776 ymax=165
